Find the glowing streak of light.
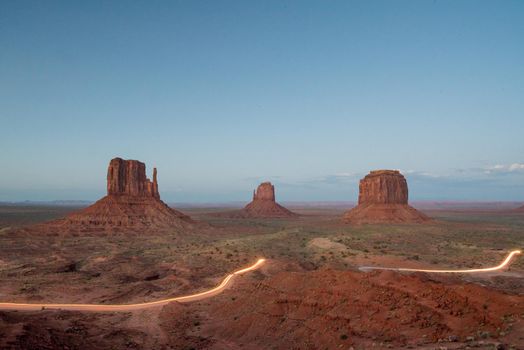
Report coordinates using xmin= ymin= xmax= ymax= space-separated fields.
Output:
xmin=0 ymin=258 xmax=266 ymax=312
xmin=359 ymin=250 xmax=522 ymax=273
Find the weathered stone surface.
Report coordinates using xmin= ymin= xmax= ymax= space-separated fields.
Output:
xmin=218 ymin=182 xmax=298 ymax=218
xmin=252 ymin=182 xmax=276 ymax=201
xmin=36 ymin=157 xmax=192 ymax=233
xmin=358 ymin=170 xmax=408 ymax=205
xmin=107 ymin=158 xmax=159 ymax=198
xmin=344 ymin=170 xmax=430 ymax=224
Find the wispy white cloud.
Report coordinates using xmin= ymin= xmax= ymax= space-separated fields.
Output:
xmin=400 ymin=170 xmax=442 ymax=178
xmin=226 ymin=163 xmax=524 ymax=201
xmin=332 ymin=172 xmax=358 ymax=177
xmin=509 ymin=163 xmax=524 ymax=171
xmin=484 ymin=163 xmax=524 ymax=174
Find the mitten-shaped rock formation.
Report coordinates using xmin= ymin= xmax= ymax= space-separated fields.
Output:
xmin=38 ymin=158 xmax=191 ymax=233
xmin=344 ymin=170 xmax=430 ymax=224
xmin=229 ymin=182 xmax=297 ymax=218
xmin=252 ymin=182 xmax=276 ymax=201
xmin=107 ymin=158 xmax=159 ymax=198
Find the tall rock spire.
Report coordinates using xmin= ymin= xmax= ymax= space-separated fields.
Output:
xmin=152 ymin=167 xmax=159 ymax=199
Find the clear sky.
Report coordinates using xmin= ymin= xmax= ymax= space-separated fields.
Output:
xmin=1 ymin=0 xmax=523 ymax=202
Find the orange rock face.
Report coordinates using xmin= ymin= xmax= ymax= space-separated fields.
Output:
xmin=358 ymin=170 xmax=408 ymax=205
xmin=36 ymin=158 xmax=192 ymax=233
xmin=107 ymin=158 xmax=159 ymax=198
xmin=252 ymin=182 xmax=276 ymax=201
xmin=237 ymin=182 xmax=297 ymax=218
xmin=344 ymin=170 xmax=430 ymax=224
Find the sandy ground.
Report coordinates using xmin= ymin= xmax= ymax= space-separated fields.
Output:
xmin=0 ymin=204 xmax=523 ymax=349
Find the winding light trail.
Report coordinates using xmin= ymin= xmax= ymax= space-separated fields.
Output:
xmin=0 ymin=258 xmax=266 ymax=312
xmin=359 ymin=250 xmax=522 ymax=273
xmin=0 ymin=250 xmax=521 ymax=312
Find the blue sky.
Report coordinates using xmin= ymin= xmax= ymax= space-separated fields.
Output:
xmin=1 ymin=0 xmax=523 ymax=202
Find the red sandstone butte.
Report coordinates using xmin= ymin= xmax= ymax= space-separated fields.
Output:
xmin=106 ymin=157 xmax=159 ymax=198
xmin=239 ymin=182 xmax=298 ymax=218
xmin=38 ymin=157 xmax=192 ymax=233
xmin=344 ymin=170 xmax=430 ymax=224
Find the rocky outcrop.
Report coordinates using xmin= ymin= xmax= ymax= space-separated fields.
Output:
xmin=197 ymin=269 xmax=524 ymax=349
xmin=252 ymin=182 xmax=276 ymax=201
xmin=241 ymin=182 xmax=298 ymax=218
xmin=35 ymin=158 xmax=192 ymax=233
xmin=344 ymin=170 xmax=430 ymax=224
xmin=216 ymin=182 xmax=298 ymax=218
xmin=107 ymin=158 xmax=159 ymax=198
xmin=358 ymin=170 xmax=408 ymax=205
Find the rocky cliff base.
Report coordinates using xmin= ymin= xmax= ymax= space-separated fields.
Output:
xmin=25 ymin=157 xmax=192 ymax=233
xmin=345 ymin=170 xmax=430 ymax=224
xmin=35 ymin=195 xmax=192 ymax=233
xmin=344 ymin=203 xmax=430 ymax=224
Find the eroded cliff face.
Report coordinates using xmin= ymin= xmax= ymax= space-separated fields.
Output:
xmin=252 ymin=182 xmax=276 ymax=201
xmin=33 ymin=157 xmax=191 ymax=233
xmin=226 ymin=182 xmax=298 ymax=218
xmin=344 ymin=170 xmax=429 ymax=224
xmin=358 ymin=170 xmax=408 ymax=205
xmin=107 ymin=158 xmax=159 ymax=199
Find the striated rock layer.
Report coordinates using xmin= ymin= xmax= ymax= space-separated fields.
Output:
xmin=252 ymin=182 xmax=276 ymax=201
xmin=226 ymin=182 xmax=298 ymax=218
xmin=35 ymin=158 xmax=192 ymax=233
xmin=107 ymin=158 xmax=159 ymax=198
xmin=344 ymin=170 xmax=430 ymax=224
xmin=358 ymin=170 xmax=408 ymax=205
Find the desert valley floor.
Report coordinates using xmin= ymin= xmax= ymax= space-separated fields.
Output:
xmin=0 ymin=204 xmax=523 ymax=350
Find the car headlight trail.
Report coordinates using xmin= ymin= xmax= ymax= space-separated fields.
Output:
xmin=359 ymin=250 xmax=521 ymax=273
xmin=0 ymin=258 xmax=266 ymax=312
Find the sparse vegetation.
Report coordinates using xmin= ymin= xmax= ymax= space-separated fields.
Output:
xmin=0 ymin=205 xmax=523 ymax=348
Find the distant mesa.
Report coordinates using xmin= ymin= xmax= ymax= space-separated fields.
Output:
xmin=242 ymin=182 xmax=298 ymax=218
xmin=34 ymin=157 xmax=192 ymax=233
xmin=219 ymin=182 xmax=298 ymax=218
xmin=343 ymin=170 xmax=430 ymax=224
xmin=251 ymin=182 xmax=276 ymax=202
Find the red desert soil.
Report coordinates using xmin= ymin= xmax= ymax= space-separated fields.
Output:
xmin=344 ymin=170 xmax=430 ymax=224
xmin=183 ymin=266 xmax=524 ymax=350
xmin=216 ymin=182 xmax=298 ymax=218
xmin=23 ymin=158 xmax=192 ymax=233
xmin=0 ymin=258 xmax=523 ymax=349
